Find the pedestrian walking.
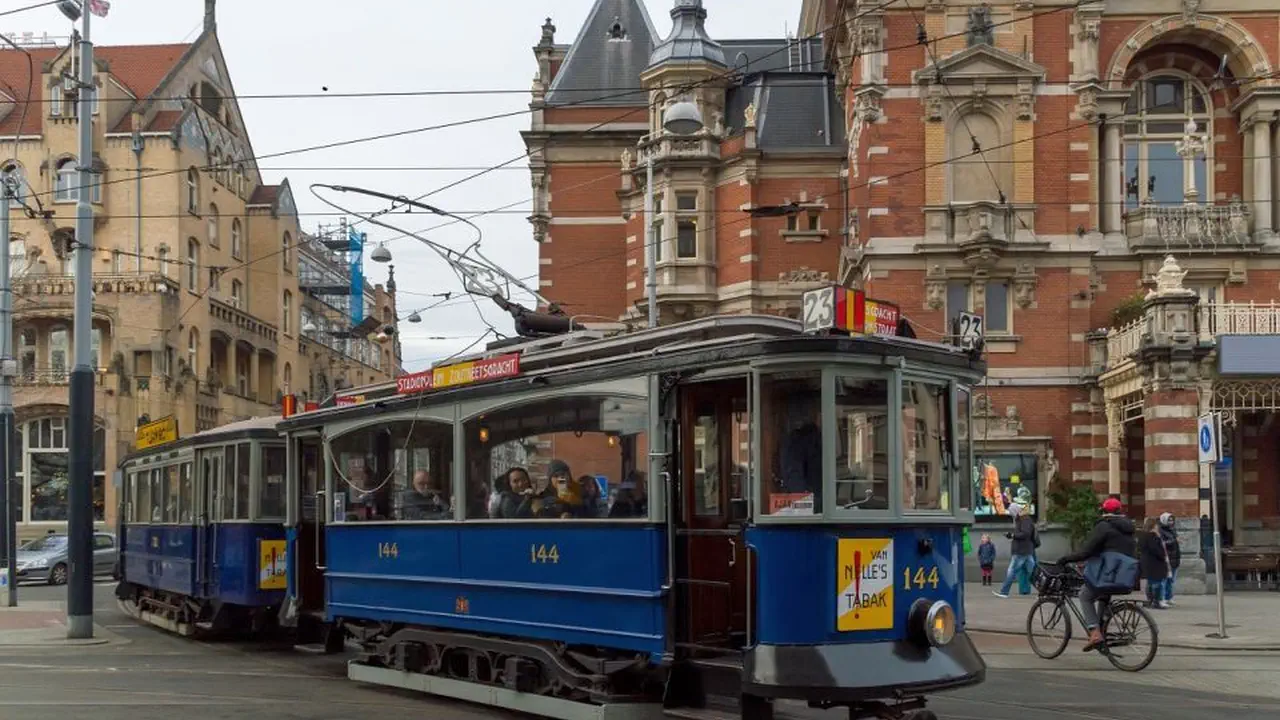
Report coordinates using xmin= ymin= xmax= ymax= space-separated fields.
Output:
xmin=978 ymin=534 xmax=996 ymax=586
xmin=1140 ymin=516 xmax=1171 ymax=609
xmin=994 ymin=503 xmax=1037 ymax=598
xmin=1158 ymin=512 xmax=1181 ymax=605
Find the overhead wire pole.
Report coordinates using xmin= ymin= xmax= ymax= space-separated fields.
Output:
xmin=66 ymin=0 xmax=96 ymax=640
xmin=0 ymin=169 xmax=14 ymax=608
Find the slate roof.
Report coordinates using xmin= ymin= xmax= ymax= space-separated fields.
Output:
xmin=722 ymin=37 xmax=824 ymax=75
xmin=545 ymin=0 xmax=659 ymax=107
xmin=725 ymin=71 xmax=845 ymax=150
xmin=648 ymin=0 xmax=725 ymax=69
xmin=249 ymin=184 xmax=279 ymax=205
xmin=0 ymin=43 xmax=191 ymax=135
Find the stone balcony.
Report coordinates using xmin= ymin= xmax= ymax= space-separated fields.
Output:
xmin=210 ymin=297 xmax=279 ymax=347
xmin=636 ymin=131 xmax=721 ymax=166
xmin=1100 ymin=301 xmax=1280 ymax=372
xmin=920 ymin=201 xmax=1039 ymax=254
xmin=1123 ymin=198 xmax=1257 ymax=254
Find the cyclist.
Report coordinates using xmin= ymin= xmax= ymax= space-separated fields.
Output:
xmin=1056 ymin=497 xmax=1139 ymax=651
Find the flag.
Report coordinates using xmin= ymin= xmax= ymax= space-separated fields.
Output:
xmin=87 ymin=0 xmax=111 ymax=18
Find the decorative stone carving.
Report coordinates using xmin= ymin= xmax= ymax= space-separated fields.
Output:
xmin=967 ymin=5 xmax=994 ymax=47
xmin=925 ymin=264 xmax=947 ymax=310
xmin=838 ymin=212 xmax=863 ymax=289
xmin=1074 ymin=84 xmax=1099 ymax=120
xmin=620 ymin=148 xmax=632 ymax=171
xmin=1148 ymin=255 xmax=1192 ymax=299
xmin=1013 ymin=262 xmax=1038 ymax=309
xmin=1182 ymin=0 xmax=1201 ymax=25
xmin=743 ymin=102 xmax=757 ymax=128
xmin=780 ymin=267 xmax=829 ymax=284
xmin=1037 ymin=445 xmax=1060 ymax=487
xmin=924 ymin=86 xmax=944 ymax=122
xmin=1015 ymin=80 xmax=1034 ymax=120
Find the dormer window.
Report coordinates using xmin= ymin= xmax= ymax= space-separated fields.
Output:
xmin=607 ymin=17 xmax=626 ymax=40
xmin=50 ymin=87 xmax=61 ymax=117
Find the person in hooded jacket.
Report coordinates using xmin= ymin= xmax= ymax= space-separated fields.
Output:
xmin=1140 ymin=517 xmax=1171 ymax=609
xmin=1057 ymin=497 xmax=1138 ymax=651
xmin=1158 ymin=512 xmax=1182 ymax=605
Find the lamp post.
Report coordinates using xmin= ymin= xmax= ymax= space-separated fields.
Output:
xmin=645 ymin=98 xmax=704 ymax=329
xmin=1175 ymin=118 xmax=1206 ymax=205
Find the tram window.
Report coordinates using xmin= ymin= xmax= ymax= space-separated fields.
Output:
xmin=179 ymin=462 xmax=193 ymax=523
xmin=329 ymin=419 xmax=454 ymax=522
xmin=464 ymin=394 xmax=648 ymax=520
xmin=235 ymin=444 xmax=251 ymax=519
xmin=760 ymin=371 xmax=823 ymax=516
xmin=834 ymin=375 xmax=890 ymax=512
xmin=149 ymin=468 xmax=166 ymax=523
xmin=957 ymin=388 xmax=972 ymax=511
xmin=164 ymin=465 xmax=181 ymax=522
xmin=221 ymin=447 xmax=236 ymax=520
xmin=132 ymin=472 xmax=149 ymax=523
xmin=902 ymin=381 xmax=948 ymax=511
xmin=260 ymin=445 xmax=287 ymax=520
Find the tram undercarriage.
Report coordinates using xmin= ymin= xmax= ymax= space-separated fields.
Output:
xmin=114 ymin=582 xmax=279 ymax=639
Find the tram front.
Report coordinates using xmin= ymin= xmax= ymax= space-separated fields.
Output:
xmin=738 ymin=289 xmax=986 ymax=719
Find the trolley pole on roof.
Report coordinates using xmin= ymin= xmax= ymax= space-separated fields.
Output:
xmin=65 ymin=0 xmax=97 ymax=639
xmin=0 ymin=170 xmax=16 ymax=608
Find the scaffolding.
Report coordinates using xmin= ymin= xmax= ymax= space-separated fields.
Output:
xmin=298 ymin=217 xmax=378 ymax=338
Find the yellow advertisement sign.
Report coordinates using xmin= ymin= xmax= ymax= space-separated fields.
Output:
xmin=135 ymin=415 xmax=178 ymax=450
xmin=259 ymin=539 xmax=287 ymax=590
xmin=836 ymin=538 xmax=895 ymax=631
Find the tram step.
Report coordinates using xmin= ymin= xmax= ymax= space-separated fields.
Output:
xmin=294 ymin=643 xmax=332 ymax=655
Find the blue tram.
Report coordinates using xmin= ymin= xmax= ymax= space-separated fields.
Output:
xmin=277 ymin=314 xmax=986 ymax=720
xmin=115 ymin=417 xmax=289 ymax=636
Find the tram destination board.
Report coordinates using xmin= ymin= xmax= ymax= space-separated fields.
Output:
xmin=802 ymin=285 xmax=899 ymax=337
xmin=396 ymin=352 xmax=521 ymax=395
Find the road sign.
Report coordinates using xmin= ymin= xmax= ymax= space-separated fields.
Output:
xmin=802 ymin=286 xmax=836 ymax=333
xmin=956 ymin=311 xmax=984 ymax=350
xmin=1198 ymin=412 xmax=1222 ymax=464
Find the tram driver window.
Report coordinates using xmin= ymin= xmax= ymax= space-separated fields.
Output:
xmin=835 ymin=375 xmax=890 ymax=511
xmin=902 ymin=381 xmax=949 ymax=511
xmin=760 ymin=371 xmax=823 ymax=516
xmin=328 ymin=419 xmax=454 ymax=522
xmin=464 ymin=394 xmax=649 ymax=520
xmin=260 ymin=445 xmax=286 ymax=520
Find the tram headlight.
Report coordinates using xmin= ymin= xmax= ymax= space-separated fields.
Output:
xmin=925 ymin=601 xmax=956 ymax=647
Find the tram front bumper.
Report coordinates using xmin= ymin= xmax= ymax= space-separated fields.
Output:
xmin=742 ymin=630 xmax=986 ymax=703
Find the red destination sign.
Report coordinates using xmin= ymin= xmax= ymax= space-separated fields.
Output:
xmin=396 ymin=353 xmax=521 ymax=395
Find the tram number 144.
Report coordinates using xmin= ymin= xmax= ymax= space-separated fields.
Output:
xmin=904 ymin=566 xmax=940 ymax=590
xmin=530 ymin=544 xmax=560 ymax=564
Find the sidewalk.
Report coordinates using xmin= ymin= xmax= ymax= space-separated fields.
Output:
xmin=0 ymin=600 xmax=118 ymax=647
xmin=965 ymin=582 xmax=1280 ymax=650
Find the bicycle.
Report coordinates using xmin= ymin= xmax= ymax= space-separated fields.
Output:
xmin=1024 ymin=563 xmax=1159 ymax=672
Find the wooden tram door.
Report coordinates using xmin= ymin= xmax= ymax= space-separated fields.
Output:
xmin=675 ymin=380 xmax=751 ymax=652
xmin=295 ymin=437 xmax=327 ymax=615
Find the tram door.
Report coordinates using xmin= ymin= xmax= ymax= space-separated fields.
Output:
xmin=197 ymin=451 xmax=223 ymax=597
xmin=675 ymin=380 xmax=750 ymax=651
xmin=294 ymin=437 xmax=326 ymax=615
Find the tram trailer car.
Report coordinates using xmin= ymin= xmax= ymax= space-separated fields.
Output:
xmin=115 ymin=417 xmax=290 ymax=636
xmin=279 ymin=315 xmax=987 ymax=720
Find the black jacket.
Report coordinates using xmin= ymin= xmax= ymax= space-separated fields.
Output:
xmin=1158 ymin=526 xmax=1181 ymax=570
xmin=1140 ymin=532 xmax=1169 ymax=581
xmin=1059 ymin=515 xmax=1137 ymax=564
xmin=1008 ymin=515 xmax=1037 ymax=556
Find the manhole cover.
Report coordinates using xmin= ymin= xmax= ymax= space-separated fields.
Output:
xmin=1191 ymin=623 xmax=1241 ymax=629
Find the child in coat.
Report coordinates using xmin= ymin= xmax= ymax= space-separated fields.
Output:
xmin=978 ymin=534 xmax=997 ymax=586
xmin=1140 ymin=516 xmax=1170 ymax=609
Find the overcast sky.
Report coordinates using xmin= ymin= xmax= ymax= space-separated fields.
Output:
xmin=12 ymin=0 xmax=801 ymax=369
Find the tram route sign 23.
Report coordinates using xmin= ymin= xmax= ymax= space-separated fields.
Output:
xmin=802 ymin=285 xmax=900 ymax=337
xmin=836 ymin=538 xmax=894 ymax=631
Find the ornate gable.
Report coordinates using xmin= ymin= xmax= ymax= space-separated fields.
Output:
xmin=914 ymin=45 xmax=1047 ymax=123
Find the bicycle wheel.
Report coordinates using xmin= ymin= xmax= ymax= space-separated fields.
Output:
xmin=1025 ymin=596 xmax=1072 ymax=659
xmin=1101 ymin=601 xmax=1159 ymax=672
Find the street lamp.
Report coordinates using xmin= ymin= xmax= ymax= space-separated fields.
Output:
xmin=645 ymin=97 xmax=703 ymax=329
xmin=301 ymin=320 xmax=318 ymax=335
xmin=57 ymin=1 xmax=82 ymax=22
xmin=370 ymin=241 xmax=392 ymax=263
xmin=407 ymin=311 xmax=422 ymax=323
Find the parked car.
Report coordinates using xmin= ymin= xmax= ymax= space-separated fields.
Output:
xmin=9 ymin=532 xmax=116 ymax=585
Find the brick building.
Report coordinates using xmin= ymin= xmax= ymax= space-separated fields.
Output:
xmin=529 ymin=0 xmax=1280 ymax=587
xmin=1 ymin=1 xmax=400 ymax=539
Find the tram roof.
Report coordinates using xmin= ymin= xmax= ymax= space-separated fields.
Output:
xmin=283 ymin=314 xmax=985 ymax=431
xmin=119 ymin=415 xmax=283 ymax=467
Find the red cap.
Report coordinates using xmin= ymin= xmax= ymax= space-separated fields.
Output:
xmin=1101 ymin=497 xmax=1123 ymax=513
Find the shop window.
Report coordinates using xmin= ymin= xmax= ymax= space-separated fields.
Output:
xmin=834 ymin=374 xmax=890 ymax=511
xmin=759 ymin=370 xmax=823 ymax=515
xmin=21 ymin=418 xmax=106 ymax=522
xmin=464 ymin=394 xmax=649 ymax=520
xmin=974 ymin=452 xmax=1039 ymax=521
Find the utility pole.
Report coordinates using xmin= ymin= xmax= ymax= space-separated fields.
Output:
xmin=66 ymin=2 xmax=96 ymax=640
xmin=0 ymin=171 xmax=15 ymax=608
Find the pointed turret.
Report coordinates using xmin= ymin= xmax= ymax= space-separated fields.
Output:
xmin=648 ymin=0 xmax=725 ymax=69
xmin=545 ymin=0 xmax=659 ymax=107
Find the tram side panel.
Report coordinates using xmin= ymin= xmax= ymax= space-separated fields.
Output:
xmin=325 ymin=523 xmax=667 ymax=656
xmin=212 ymin=522 xmax=289 ymax=607
xmin=123 ymin=524 xmax=199 ymax=597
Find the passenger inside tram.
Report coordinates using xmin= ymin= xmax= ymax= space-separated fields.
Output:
xmin=399 ymin=469 xmax=450 ymax=520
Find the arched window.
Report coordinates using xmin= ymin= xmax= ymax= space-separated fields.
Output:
xmin=18 ymin=417 xmax=108 ymax=522
xmin=283 ymin=362 xmax=292 ymax=394
xmin=282 ymin=232 xmax=292 ymax=271
xmin=55 ymin=158 xmax=78 ymax=202
xmin=112 ymin=250 xmax=124 ymax=274
xmin=2 ymin=162 xmax=26 ymax=203
xmin=230 ymin=218 xmax=242 ymax=258
xmin=157 ymin=246 xmax=170 ymax=278
xmin=19 ymin=328 xmax=35 ymax=380
xmin=282 ymin=290 xmax=293 ymax=334
xmin=1124 ymin=74 xmax=1212 ymax=207
xmin=207 ymin=203 xmax=219 ymax=247
xmin=187 ymin=238 xmax=200 ymax=291
xmin=9 ymin=236 xmax=26 ymax=278
xmin=186 ymin=167 xmax=199 ymax=212
xmin=231 ymin=279 xmax=243 ymax=307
